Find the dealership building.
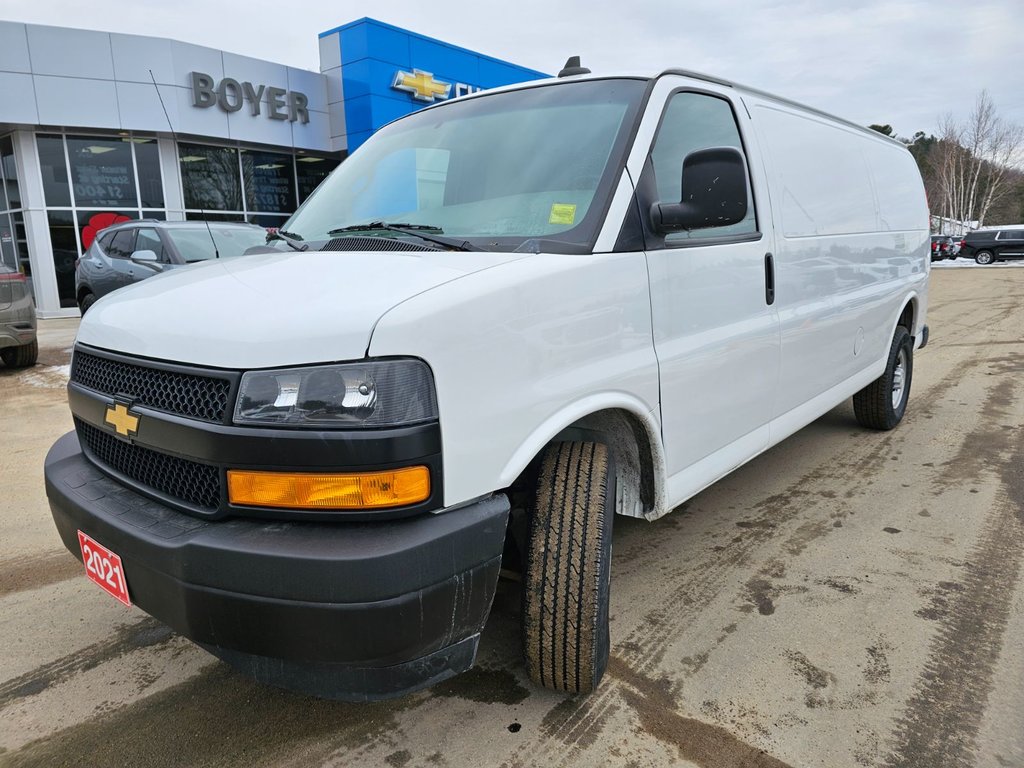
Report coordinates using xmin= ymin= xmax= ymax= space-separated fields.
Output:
xmin=0 ymin=18 xmax=546 ymax=317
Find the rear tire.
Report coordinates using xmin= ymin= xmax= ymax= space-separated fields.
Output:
xmin=523 ymin=441 xmax=614 ymax=695
xmin=79 ymin=292 xmax=96 ymax=315
xmin=975 ymin=250 xmax=994 ymax=265
xmin=853 ymin=326 xmax=912 ymax=430
xmin=1 ymin=339 xmax=38 ymax=368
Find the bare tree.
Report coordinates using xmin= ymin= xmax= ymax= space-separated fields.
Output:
xmin=936 ymin=91 xmax=1024 ymax=230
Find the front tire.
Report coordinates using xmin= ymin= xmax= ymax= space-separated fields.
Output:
xmin=1 ymin=339 xmax=38 ymax=368
xmin=523 ymin=441 xmax=614 ymax=695
xmin=975 ymin=250 xmax=994 ymax=265
xmin=853 ymin=326 xmax=913 ymax=430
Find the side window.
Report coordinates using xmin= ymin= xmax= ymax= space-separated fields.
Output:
xmin=107 ymin=229 xmax=137 ymax=259
xmin=135 ymin=228 xmax=168 ymax=262
xmin=97 ymin=232 xmax=118 ymax=253
xmin=650 ymin=92 xmax=757 ymax=243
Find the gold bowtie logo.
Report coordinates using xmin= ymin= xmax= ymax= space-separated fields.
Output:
xmin=104 ymin=402 xmax=140 ymax=439
xmin=392 ymin=69 xmax=451 ymax=102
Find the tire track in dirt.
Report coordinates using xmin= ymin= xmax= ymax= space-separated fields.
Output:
xmin=881 ymin=376 xmax=1024 ymax=767
xmin=0 ymin=551 xmax=83 ymax=599
xmin=0 ymin=618 xmax=174 ymax=709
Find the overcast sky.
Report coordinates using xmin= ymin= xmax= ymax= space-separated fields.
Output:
xmin=1 ymin=0 xmax=1020 ymax=139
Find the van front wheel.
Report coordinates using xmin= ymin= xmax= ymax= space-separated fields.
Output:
xmin=853 ymin=326 xmax=913 ymax=430
xmin=523 ymin=441 xmax=614 ymax=695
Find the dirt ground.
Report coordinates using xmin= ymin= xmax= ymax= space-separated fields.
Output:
xmin=1 ymin=267 xmax=1022 ymax=768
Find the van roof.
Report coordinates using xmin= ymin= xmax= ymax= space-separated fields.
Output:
xmin=453 ymin=69 xmax=908 ymax=149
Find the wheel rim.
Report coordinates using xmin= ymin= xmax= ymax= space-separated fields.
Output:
xmin=892 ymin=348 xmax=907 ymax=410
xmin=978 ymin=252 xmax=992 ymax=264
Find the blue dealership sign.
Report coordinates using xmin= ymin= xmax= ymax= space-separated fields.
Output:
xmin=319 ymin=18 xmax=548 ymax=151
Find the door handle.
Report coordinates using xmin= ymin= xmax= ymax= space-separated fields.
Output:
xmin=764 ymin=252 xmax=775 ymax=305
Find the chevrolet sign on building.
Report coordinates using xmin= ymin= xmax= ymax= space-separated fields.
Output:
xmin=318 ymin=18 xmax=547 ymax=150
xmin=0 ymin=17 xmax=545 ymax=318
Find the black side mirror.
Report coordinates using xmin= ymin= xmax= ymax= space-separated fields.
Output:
xmin=650 ymin=146 xmax=749 ymax=234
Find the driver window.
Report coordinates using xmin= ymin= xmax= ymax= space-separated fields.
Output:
xmin=651 ymin=92 xmax=757 ymax=242
xmin=135 ymin=228 xmax=168 ymax=263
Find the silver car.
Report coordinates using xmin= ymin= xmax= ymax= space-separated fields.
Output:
xmin=75 ymin=220 xmax=272 ymax=314
xmin=0 ymin=262 xmax=37 ymax=367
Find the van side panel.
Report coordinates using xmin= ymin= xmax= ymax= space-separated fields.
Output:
xmin=751 ymin=102 xmax=929 ymax=423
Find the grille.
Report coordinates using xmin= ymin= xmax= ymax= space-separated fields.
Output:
xmin=71 ymin=351 xmax=232 ymax=423
xmin=321 ymin=236 xmax=438 ymax=252
xmin=75 ymin=419 xmax=222 ymax=511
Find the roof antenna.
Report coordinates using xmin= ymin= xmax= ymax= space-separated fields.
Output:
xmin=149 ymin=69 xmax=220 ymax=260
xmin=558 ymin=56 xmax=591 ymax=77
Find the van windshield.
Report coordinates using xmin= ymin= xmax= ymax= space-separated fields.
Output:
xmin=283 ymin=79 xmax=647 ymax=252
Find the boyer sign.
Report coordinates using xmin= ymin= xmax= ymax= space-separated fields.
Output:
xmin=189 ymin=72 xmax=309 ymax=124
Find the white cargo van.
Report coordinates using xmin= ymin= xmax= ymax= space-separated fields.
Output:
xmin=46 ymin=63 xmax=929 ymax=701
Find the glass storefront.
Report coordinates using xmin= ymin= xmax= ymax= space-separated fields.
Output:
xmin=179 ymin=142 xmax=340 ymax=230
xmin=37 ymin=134 xmax=162 ymax=307
xmin=31 ymin=131 xmax=341 ymax=310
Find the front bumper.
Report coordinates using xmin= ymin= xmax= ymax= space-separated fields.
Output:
xmin=45 ymin=430 xmax=510 ymax=701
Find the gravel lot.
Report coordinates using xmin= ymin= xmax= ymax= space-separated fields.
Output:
xmin=1 ymin=267 xmax=1022 ymax=768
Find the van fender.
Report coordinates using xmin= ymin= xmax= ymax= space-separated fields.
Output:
xmin=889 ymin=290 xmax=921 ymax=343
xmin=498 ymin=392 xmax=667 ymax=520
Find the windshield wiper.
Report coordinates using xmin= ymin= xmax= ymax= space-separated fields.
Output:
xmin=267 ymin=229 xmax=309 ymax=252
xmin=327 ymin=222 xmax=480 ymax=252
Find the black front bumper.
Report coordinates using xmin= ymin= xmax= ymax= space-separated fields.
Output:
xmin=45 ymin=431 xmax=510 ymax=701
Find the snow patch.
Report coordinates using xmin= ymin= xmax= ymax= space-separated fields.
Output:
xmin=18 ymin=364 xmax=71 ymax=389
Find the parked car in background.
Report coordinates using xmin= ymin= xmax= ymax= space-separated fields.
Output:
xmin=75 ymin=221 xmax=272 ymax=314
xmin=0 ymin=263 xmax=37 ymax=367
xmin=959 ymin=227 xmax=1024 ymax=265
xmin=930 ymin=235 xmax=953 ymax=261
xmin=947 ymin=236 xmax=963 ymax=257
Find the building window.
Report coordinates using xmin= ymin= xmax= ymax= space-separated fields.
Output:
xmin=180 ymin=143 xmax=243 ymax=212
xmin=134 ymin=139 xmax=164 ymax=208
xmin=38 ymin=135 xmax=73 ymax=207
xmin=47 ymin=210 xmax=80 ymax=308
xmin=242 ymin=149 xmax=297 ymax=214
xmin=297 ymin=154 xmax=341 ymax=203
xmin=66 ymin=137 xmax=138 ymax=208
xmin=0 ymin=136 xmax=20 ymax=210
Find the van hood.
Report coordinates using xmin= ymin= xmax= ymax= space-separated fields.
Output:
xmin=77 ymin=249 xmax=524 ymax=368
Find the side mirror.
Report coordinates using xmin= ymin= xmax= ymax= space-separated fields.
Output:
xmin=131 ymin=249 xmax=159 ymax=263
xmin=650 ymin=146 xmax=749 ymax=234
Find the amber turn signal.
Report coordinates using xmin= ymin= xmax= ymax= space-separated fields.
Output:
xmin=227 ymin=466 xmax=430 ymax=510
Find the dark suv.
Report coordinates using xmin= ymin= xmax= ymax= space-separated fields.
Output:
xmin=75 ymin=220 xmax=271 ymax=314
xmin=959 ymin=227 xmax=1024 ymax=265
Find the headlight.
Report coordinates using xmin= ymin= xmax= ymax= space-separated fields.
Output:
xmin=233 ymin=359 xmax=437 ymax=428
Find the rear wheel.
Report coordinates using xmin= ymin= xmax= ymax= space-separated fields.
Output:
xmin=1 ymin=339 xmax=38 ymax=368
xmin=79 ymin=292 xmax=96 ymax=315
xmin=523 ymin=441 xmax=614 ymax=695
xmin=975 ymin=250 xmax=994 ymax=265
xmin=853 ymin=326 xmax=912 ymax=430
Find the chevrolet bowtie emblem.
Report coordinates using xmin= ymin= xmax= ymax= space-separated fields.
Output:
xmin=392 ymin=69 xmax=451 ymax=103
xmin=104 ymin=402 xmax=140 ymax=439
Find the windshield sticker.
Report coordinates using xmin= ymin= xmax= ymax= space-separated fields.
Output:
xmin=549 ymin=204 xmax=577 ymax=226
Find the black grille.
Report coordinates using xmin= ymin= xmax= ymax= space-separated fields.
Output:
xmin=321 ymin=236 xmax=438 ymax=252
xmin=75 ymin=419 xmax=222 ymax=511
xmin=71 ymin=351 xmax=232 ymax=423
